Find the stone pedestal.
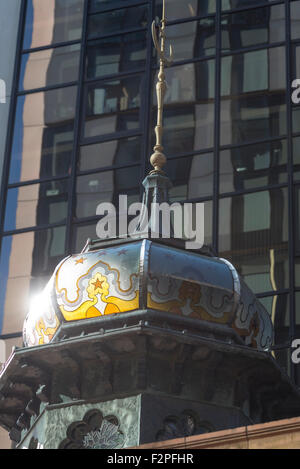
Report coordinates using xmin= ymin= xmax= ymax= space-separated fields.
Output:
xmin=18 ymin=393 xmax=252 ymax=450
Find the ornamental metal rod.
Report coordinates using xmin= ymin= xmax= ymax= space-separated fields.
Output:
xmin=150 ymin=0 xmax=173 ymax=174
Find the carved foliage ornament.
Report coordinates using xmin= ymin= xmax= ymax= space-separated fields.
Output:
xmin=59 ymin=410 xmax=124 ymax=449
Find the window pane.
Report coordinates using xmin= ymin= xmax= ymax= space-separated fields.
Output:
xmin=156 ymin=0 xmax=216 ymax=20
xmin=221 ymin=48 xmax=286 ymax=145
xmin=9 ymin=87 xmax=77 ymax=184
xmin=221 ymin=48 xmax=286 ymax=97
xmin=203 ymin=200 xmax=213 ymax=246
xmin=293 ymin=292 xmax=300 ymax=383
xmin=164 ymin=18 xmax=216 ymax=63
xmin=259 ymin=294 xmax=290 ymax=376
xmin=84 ymin=76 xmax=143 ymax=139
xmin=168 ymin=153 xmax=214 ymax=201
xmin=158 ymin=61 xmax=215 ymax=104
xmin=73 ymin=222 xmax=97 ymax=252
xmin=152 ymin=61 xmax=215 ymax=154
xmin=294 ymin=186 xmax=300 ymax=254
xmin=86 ymin=31 xmax=147 ymax=79
xmin=157 ymin=106 xmax=214 ymax=157
xmin=294 ymin=258 xmax=300 ymax=287
xmin=295 ymin=292 xmax=300 ymax=326
xmin=259 ymin=294 xmax=290 ymax=346
xmin=79 ymin=136 xmax=141 ymax=172
xmin=291 ymin=0 xmax=300 ymax=41
xmin=23 ymin=0 xmax=84 ymax=49
xmin=222 ymin=0 xmax=278 ymax=11
xmin=76 ymin=166 xmax=140 ymax=219
xmin=219 ymin=188 xmax=289 ymax=294
xmin=0 ymin=228 xmax=66 ymax=334
xmin=293 ymin=107 xmax=300 ymax=134
xmin=292 ymin=44 xmax=300 ymax=88
xmin=222 ymin=5 xmax=285 ymax=52
xmin=4 ymin=180 xmax=69 ymax=231
xmin=220 ymin=139 xmax=288 ymax=194
xmin=87 ymin=4 xmax=148 ymax=38
xmin=293 ymin=136 xmax=300 ymax=181
xmin=19 ymin=44 xmax=81 ymax=91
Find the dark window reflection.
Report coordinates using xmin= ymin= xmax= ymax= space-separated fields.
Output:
xmin=221 ymin=47 xmax=286 ymax=146
xmin=19 ymin=44 xmax=81 ymax=91
xmin=84 ymin=75 xmax=143 ymax=138
xmin=220 ymin=139 xmax=288 ymax=194
xmin=260 ymin=294 xmax=290 ymax=345
xmin=294 ymin=132 xmax=300 ymax=182
xmin=76 ymin=166 xmax=140 ymax=219
xmin=222 ymin=5 xmax=285 ymax=52
xmin=274 ymin=349 xmax=291 ymax=378
xmin=86 ymin=31 xmax=147 ymax=79
xmin=88 ymin=4 xmax=148 ymax=38
xmin=219 ymin=188 xmax=289 ymax=294
xmin=222 ymin=0 xmax=278 ymax=11
xmin=0 ymin=228 xmax=66 ymax=334
xmin=291 ymin=0 xmax=300 ymax=40
xmin=295 ymin=258 xmax=300 ymax=286
xmin=221 ymin=48 xmax=286 ymax=97
xmin=294 ymin=186 xmax=300 ymax=254
xmin=167 ymin=153 xmax=214 ymax=201
xmin=159 ymin=105 xmax=215 ymax=156
xmin=155 ymin=0 xmax=216 ymax=20
xmin=293 ymin=107 xmax=300 ymax=134
xmin=260 ymin=294 xmax=290 ymax=376
xmin=9 ymin=87 xmax=77 ymax=184
xmin=291 ymin=42 xmax=300 ymax=134
xmin=74 ymin=222 xmax=97 ymax=252
xmin=293 ymin=137 xmax=300 ymax=181
xmin=31 ymin=227 xmax=66 ymax=275
xmin=292 ymin=43 xmax=300 ymax=83
xmin=165 ymin=18 xmax=216 ymax=63
xmin=79 ymin=136 xmax=141 ymax=171
xmin=23 ymin=0 xmax=84 ymax=50
xmin=4 ymin=180 xmax=69 ymax=231
xmin=295 ymin=291 xmax=300 ymax=326
xmin=221 ymin=94 xmax=286 ymax=146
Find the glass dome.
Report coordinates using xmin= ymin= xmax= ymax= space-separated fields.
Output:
xmin=23 ymin=239 xmax=273 ymax=351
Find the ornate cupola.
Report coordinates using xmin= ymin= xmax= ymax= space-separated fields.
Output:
xmin=1 ymin=2 xmax=300 ymax=450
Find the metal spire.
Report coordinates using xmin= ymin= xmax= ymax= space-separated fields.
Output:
xmin=150 ymin=0 xmax=173 ymax=174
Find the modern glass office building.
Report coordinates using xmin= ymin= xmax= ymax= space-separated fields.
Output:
xmin=1 ymin=0 xmax=300 ymax=446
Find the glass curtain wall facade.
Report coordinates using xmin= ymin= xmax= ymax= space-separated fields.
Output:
xmin=1 ymin=0 xmax=300 ymax=384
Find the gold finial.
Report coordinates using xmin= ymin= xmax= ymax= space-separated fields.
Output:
xmin=150 ymin=0 xmax=173 ymax=174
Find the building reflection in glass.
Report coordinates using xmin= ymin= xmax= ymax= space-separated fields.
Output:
xmin=219 ymin=188 xmax=289 ymax=295
xmin=0 ymin=228 xmax=66 ymax=335
xmin=23 ymin=0 xmax=84 ymax=49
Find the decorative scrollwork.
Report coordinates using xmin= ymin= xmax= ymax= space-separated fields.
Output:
xmin=59 ymin=410 xmax=124 ymax=449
